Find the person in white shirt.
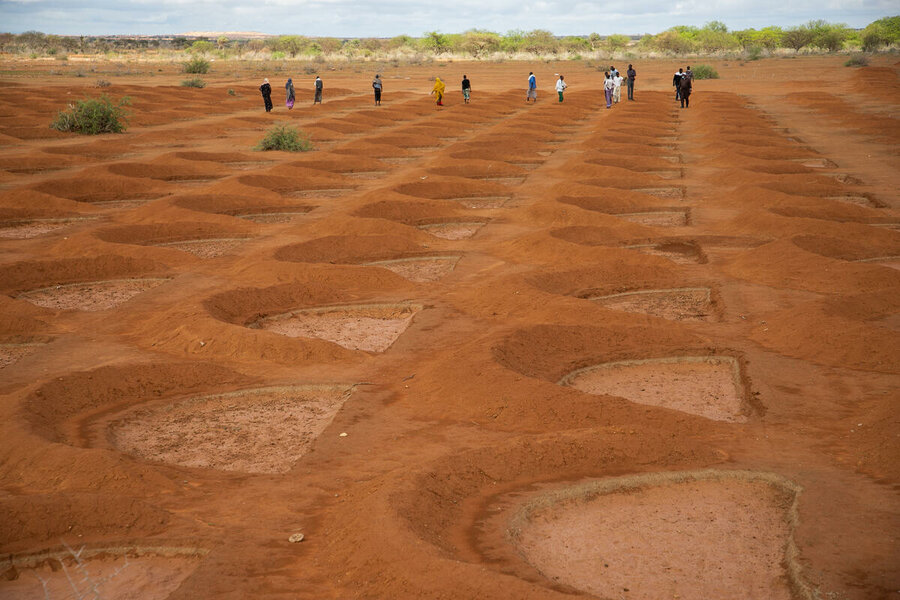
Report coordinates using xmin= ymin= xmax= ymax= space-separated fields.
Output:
xmin=603 ymin=72 xmax=615 ymax=109
xmin=555 ymin=74 xmax=567 ymax=102
xmin=613 ymin=73 xmax=624 ymax=103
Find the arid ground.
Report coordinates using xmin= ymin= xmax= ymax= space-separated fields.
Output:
xmin=0 ymin=56 xmax=898 ymax=599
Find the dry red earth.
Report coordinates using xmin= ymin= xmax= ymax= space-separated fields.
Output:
xmin=0 ymin=56 xmax=898 ymax=599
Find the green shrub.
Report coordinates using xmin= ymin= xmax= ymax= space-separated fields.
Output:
xmin=95 ymin=79 xmax=111 ymax=87
xmin=844 ymin=54 xmax=869 ymax=67
xmin=692 ymin=64 xmax=719 ymax=79
xmin=256 ymin=124 xmax=314 ymax=152
xmin=50 ymin=95 xmax=130 ymax=134
xmin=746 ymin=45 xmax=763 ymax=60
xmin=181 ymin=77 xmax=206 ymax=88
xmin=182 ymin=56 xmax=210 ymax=74
xmin=227 ymin=88 xmax=236 ymax=96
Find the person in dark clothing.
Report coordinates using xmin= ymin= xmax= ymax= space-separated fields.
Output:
xmin=372 ymin=74 xmax=383 ymax=105
xmin=673 ymin=68 xmax=684 ymax=101
xmin=285 ymin=78 xmax=295 ymax=109
xmin=679 ymin=75 xmax=692 ymax=108
xmin=314 ymin=76 xmax=323 ymax=104
xmin=260 ymin=78 xmax=273 ymax=112
xmin=461 ymin=75 xmax=471 ymax=103
xmin=626 ymin=64 xmax=636 ymax=100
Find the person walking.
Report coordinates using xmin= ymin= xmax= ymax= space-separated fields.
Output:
xmin=555 ymin=74 xmax=567 ymax=102
xmin=461 ymin=74 xmax=471 ymax=104
xmin=603 ymin=72 xmax=615 ymax=109
xmin=372 ymin=74 xmax=383 ymax=106
xmin=679 ymin=74 xmax=692 ymax=109
xmin=626 ymin=64 xmax=636 ymax=100
xmin=685 ymin=65 xmax=694 ymax=82
xmin=285 ymin=77 xmax=295 ymax=110
xmin=314 ymin=75 xmax=323 ymax=104
xmin=431 ymin=76 xmax=445 ymax=106
xmin=259 ymin=78 xmax=273 ymax=112
xmin=673 ymin=68 xmax=684 ymax=101
xmin=613 ymin=71 xmax=623 ymax=104
xmin=526 ymin=71 xmax=537 ymax=103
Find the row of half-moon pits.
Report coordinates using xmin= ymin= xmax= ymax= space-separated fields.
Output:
xmin=492 ymin=323 xmax=755 ymax=423
xmin=204 ymin=274 xmax=422 ymax=354
xmin=365 ymin=432 xmax=811 ymax=600
xmin=94 ymin=220 xmax=258 ymax=259
xmin=19 ymin=361 xmax=359 ymax=474
xmin=274 ymin=234 xmax=461 ymax=283
xmin=1 ymin=255 xmax=171 ymax=312
xmin=527 ymin=264 xmax=722 ymax=323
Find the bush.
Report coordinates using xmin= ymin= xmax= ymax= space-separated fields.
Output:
xmin=255 ymin=124 xmax=314 ymax=152
xmin=50 ymin=94 xmax=130 ymax=134
xmin=844 ymin=54 xmax=869 ymax=67
xmin=181 ymin=77 xmax=206 ymax=88
xmin=692 ymin=64 xmax=719 ymax=79
xmin=227 ymin=88 xmax=236 ymax=96
xmin=182 ymin=56 xmax=210 ymax=74
xmin=95 ymin=79 xmax=111 ymax=87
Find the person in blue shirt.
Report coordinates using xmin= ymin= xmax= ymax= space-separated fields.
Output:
xmin=526 ymin=72 xmax=537 ymax=103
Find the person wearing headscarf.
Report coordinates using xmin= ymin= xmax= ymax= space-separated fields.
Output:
xmin=314 ymin=75 xmax=323 ymax=104
xmin=285 ymin=78 xmax=295 ymax=110
xmin=431 ymin=77 xmax=445 ymax=106
xmin=259 ymin=78 xmax=273 ymax=112
xmin=372 ymin=74 xmax=383 ymax=106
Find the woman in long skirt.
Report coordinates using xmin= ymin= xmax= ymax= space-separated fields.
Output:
xmin=285 ymin=78 xmax=295 ymax=110
xmin=431 ymin=77 xmax=445 ymax=106
xmin=260 ymin=78 xmax=273 ymax=112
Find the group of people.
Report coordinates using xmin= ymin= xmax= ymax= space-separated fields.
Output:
xmin=526 ymin=65 xmax=637 ymax=108
xmin=673 ymin=66 xmax=693 ymax=108
xmin=259 ymin=75 xmax=324 ymax=111
xmin=257 ymin=63 xmax=655 ymax=112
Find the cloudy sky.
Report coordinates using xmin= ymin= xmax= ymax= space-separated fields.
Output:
xmin=0 ymin=0 xmax=893 ymax=36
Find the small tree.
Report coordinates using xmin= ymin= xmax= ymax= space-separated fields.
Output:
xmin=51 ymin=95 xmax=130 ymax=134
xmin=782 ymin=27 xmax=815 ymax=51
xmin=256 ymin=124 xmax=314 ymax=152
xmin=606 ymin=34 xmax=630 ymax=51
xmin=461 ymin=30 xmax=501 ymax=58
xmin=189 ymin=40 xmax=215 ymax=54
xmin=182 ymin=56 xmax=210 ymax=73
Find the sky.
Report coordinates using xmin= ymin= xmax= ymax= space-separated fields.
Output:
xmin=0 ymin=0 xmax=894 ymax=37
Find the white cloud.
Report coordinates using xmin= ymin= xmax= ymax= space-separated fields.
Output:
xmin=0 ymin=0 xmax=892 ymax=35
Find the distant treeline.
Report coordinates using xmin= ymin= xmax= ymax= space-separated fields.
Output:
xmin=2 ymin=17 xmax=898 ymax=59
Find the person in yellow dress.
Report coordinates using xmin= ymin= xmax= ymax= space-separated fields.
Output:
xmin=431 ymin=77 xmax=446 ymax=106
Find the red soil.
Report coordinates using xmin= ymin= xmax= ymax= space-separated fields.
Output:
xmin=0 ymin=57 xmax=898 ymax=600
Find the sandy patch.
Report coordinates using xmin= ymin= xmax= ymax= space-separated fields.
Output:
xmin=1 ymin=547 xmax=202 ymax=600
xmin=418 ymin=222 xmax=485 ymax=240
xmin=235 ymin=211 xmax=309 ymax=224
xmin=616 ymin=211 xmax=687 ymax=227
xmin=559 ymin=356 xmax=746 ymax=422
xmin=108 ymin=385 xmax=354 ymax=473
xmin=510 ymin=471 xmax=798 ymax=600
xmin=256 ymin=303 xmax=421 ymax=352
xmin=447 ymin=196 xmax=509 ymax=209
xmin=854 ymin=255 xmax=900 ymax=270
xmin=590 ymin=287 xmax=712 ymax=321
xmin=632 ymin=187 xmax=685 ymax=199
xmin=0 ymin=218 xmax=96 ymax=239
xmin=154 ymin=238 xmax=248 ymax=258
xmin=364 ymin=256 xmax=460 ymax=282
xmin=0 ymin=343 xmax=43 ymax=369
xmin=624 ymin=243 xmax=704 ymax=264
xmin=17 ymin=278 xmax=169 ymax=311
